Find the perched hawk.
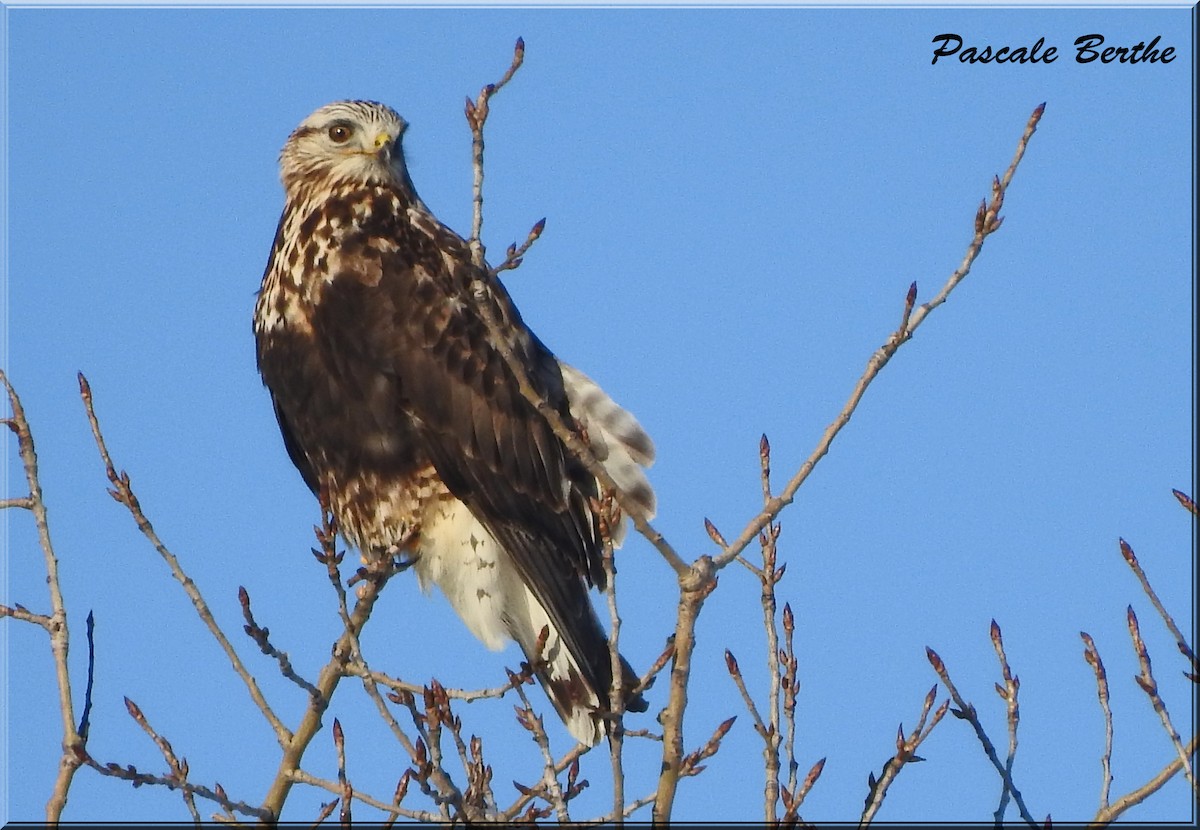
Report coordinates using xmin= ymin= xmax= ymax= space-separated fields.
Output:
xmin=253 ymin=100 xmax=655 ymax=745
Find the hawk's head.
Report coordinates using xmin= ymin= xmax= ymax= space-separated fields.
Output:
xmin=279 ymin=100 xmax=409 ymax=195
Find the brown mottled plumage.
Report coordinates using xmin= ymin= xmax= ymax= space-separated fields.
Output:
xmin=253 ymin=100 xmax=655 ymax=745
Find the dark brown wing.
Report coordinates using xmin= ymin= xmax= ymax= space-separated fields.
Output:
xmin=307 ymin=187 xmax=617 ymax=690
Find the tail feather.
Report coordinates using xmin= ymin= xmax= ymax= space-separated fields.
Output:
xmin=514 ymin=581 xmax=646 ymax=746
xmin=559 ymin=362 xmax=656 ymax=547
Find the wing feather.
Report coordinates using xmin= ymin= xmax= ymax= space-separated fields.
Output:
xmin=309 ymin=193 xmax=619 ymax=702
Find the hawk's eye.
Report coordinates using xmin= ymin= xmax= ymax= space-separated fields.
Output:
xmin=327 ymin=124 xmax=354 ymax=143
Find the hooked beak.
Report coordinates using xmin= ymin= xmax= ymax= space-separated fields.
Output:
xmin=372 ymin=131 xmax=394 ymax=157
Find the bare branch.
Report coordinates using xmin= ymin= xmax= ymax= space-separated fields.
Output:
xmin=77 ymin=611 xmax=96 ymax=744
xmin=238 ymin=585 xmax=320 ymax=698
xmin=2 ymin=370 xmax=86 ymax=820
xmin=1 ymin=603 xmax=51 ymax=627
xmin=860 ymin=684 xmax=947 ymax=826
xmin=652 ymin=557 xmax=718 ymax=822
xmin=511 ymin=675 xmax=571 ymax=821
xmin=78 ymin=373 xmax=291 ymax=746
xmin=490 ymin=217 xmax=546 ymax=276
xmin=925 ymin=645 xmax=1039 ymax=827
xmin=599 ymin=497 xmax=628 ymax=823
xmin=711 ymin=103 xmax=1046 ymax=573
xmin=287 ymin=767 xmax=440 ymax=822
xmin=123 ymin=696 xmax=202 ymax=822
xmin=1119 ymin=537 xmax=1198 ymax=677
xmin=259 ymin=512 xmax=400 ymax=821
xmin=1171 ymin=488 xmax=1196 ymax=517
xmin=1091 ymin=734 xmax=1199 ymax=825
xmin=1080 ymin=632 xmax=1114 ymax=809
xmin=466 ymin=36 xmax=525 ymax=268
xmin=1126 ymin=606 xmax=1195 ymax=790
xmin=991 ymin=619 xmax=1022 ymax=824
xmin=84 ymin=753 xmax=269 ymax=822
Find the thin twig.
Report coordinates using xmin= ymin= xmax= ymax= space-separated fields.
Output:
xmin=860 ymin=684 xmax=948 ymax=826
xmin=287 ymin=767 xmax=440 ymax=822
xmin=599 ymin=495 xmax=627 ymax=824
xmin=259 ymin=513 xmax=398 ymax=822
xmin=652 ymin=557 xmax=717 ymax=822
xmin=781 ymin=602 xmax=800 ymax=800
xmin=724 ymin=650 xmax=769 ymax=741
xmin=2 ymin=370 xmax=86 ymax=821
xmin=85 ymin=754 xmax=270 ymax=821
xmin=712 ymin=103 xmax=1046 ymax=574
xmin=315 ymin=514 xmax=467 ymax=818
xmin=926 ymin=646 xmax=1039 ymax=827
xmin=341 ymin=663 xmax=527 ymax=702
xmin=490 ymin=217 xmax=546 ymax=276
xmin=332 ymin=718 xmax=352 ymax=825
xmin=501 ymin=743 xmax=588 ymax=820
xmin=1126 ymin=606 xmax=1195 ymax=790
xmin=123 ymin=696 xmax=202 ymax=822
xmin=990 ymin=619 xmax=1022 ymax=825
xmin=752 ymin=433 xmax=785 ymax=822
xmin=238 ymin=585 xmax=320 ymax=698
xmin=1080 ymin=632 xmax=1114 ymax=809
xmin=1171 ymin=488 xmax=1196 ymax=517
xmin=465 ymin=36 xmax=525 ymax=269
xmin=1090 ymin=734 xmax=1199 ymax=826
xmin=0 ymin=604 xmax=51 ymax=626
xmin=78 ymin=373 xmax=291 ymax=746
xmin=1119 ymin=537 xmax=1198 ymax=677
xmin=511 ymin=676 xmax=570 ymax=821
xmin=77 ymin=611 xmax=96 ymax=743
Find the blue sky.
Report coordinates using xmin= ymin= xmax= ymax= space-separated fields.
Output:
xmin=3 ymin=3 xmax=1195 ymax=824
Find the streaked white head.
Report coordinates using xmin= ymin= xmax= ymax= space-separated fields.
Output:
xmin=279 ymin=100 xmax=409 ymax=194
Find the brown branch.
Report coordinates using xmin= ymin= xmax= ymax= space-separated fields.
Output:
xmin=238 ymin=585 xmax=321 ymax=699
xmin=501 ymin=743 xmax=588 ymax=821
xmin=123 ymin=696 xmax=202 ymax=822
xmin=331 ymin=719 xmax=352 ymax=825
xmin=1126 ymin=606 xmax=1195 ymax=790
xmin=459 ymin=43 xmax=687 ymax=578
xmin=991 ymin=619 xmax=1023 ymax=824
xmin=1080 ymin=632 xmax=1114 ymax=809
xmin=287 ymin=767 xmax=440 ymax=822
xmin=259 ymin=520 xmax=398 ymax=822
xmin=1119 ymin=537 xmax=1198 ymax=677
xmin=724 ymin=650 xmax=767 ymax=738
xmin=490 ymin=217 xmax=546 ymax=276
xmin=598 ymin=496 xmax=628 ymax=824
xmin=1171 ymin=488 xmax=1196 ymax=517
xmin=78 ymin=373 xmax=291 ymax=746
xmin=860 ymin=684 xmax=948 ymax=825
xmin=925 ymin=645 xmax=1039 ymax=827
xmin=711 ymin=103 xmax=1046 ymax=574
xmin=465 ymin=36 xmax=525 ymax=269
xmin=679 ymin=714 xmax=737 ymax=777
xmin=1 ymin=603 xmax=51 ymax=626
xmin=511 ymin=674 xmax=571 ymax=821
xmin=341 ymin=662 xmax=527 ymax=703
xmin=84 ymin=753 xmax=269 ymax=821
xmin=2 ymin=370 xmax=86 ymax=821
xmin=736 ymin=432 xmax=789 ymax=821
xmin=1089 ymin=733 xmax=1199 ymax=826
xmin=652 ymin=556 xmax=717 ymax=822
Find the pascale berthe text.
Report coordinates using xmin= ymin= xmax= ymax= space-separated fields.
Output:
xmin=931 ymin=33 xmax=1176 ymax=65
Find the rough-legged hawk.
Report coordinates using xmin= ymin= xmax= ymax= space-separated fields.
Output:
xmin=253 ymin=100 xmax=655 ymax=745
